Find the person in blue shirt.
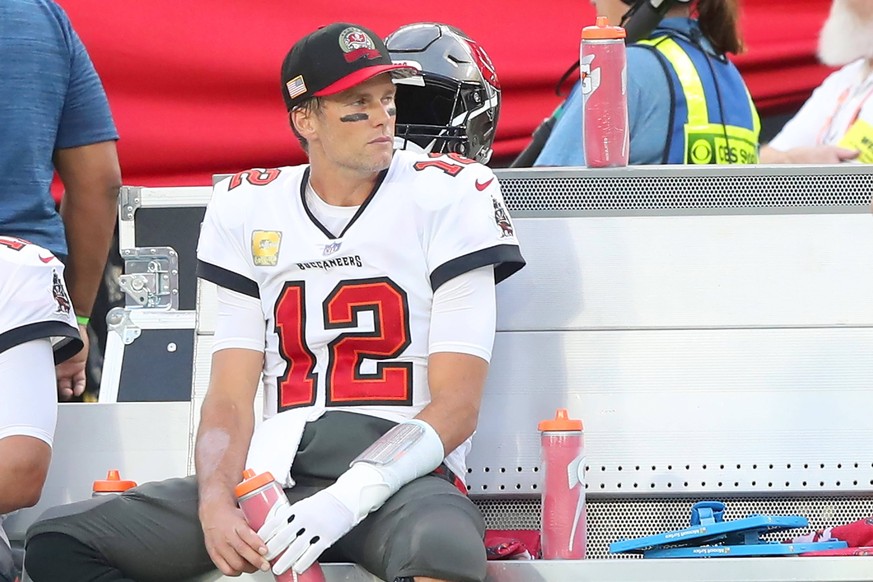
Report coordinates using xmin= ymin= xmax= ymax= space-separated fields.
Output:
xmin=0 ymin=0 xmax=121 ymax=393
xmin=535 ymin=0 xmax=760 ymax=166
xmin=0 ymin=2 xmax=120 ymax=578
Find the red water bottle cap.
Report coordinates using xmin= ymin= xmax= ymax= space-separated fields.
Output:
xmin=581 ymin=16 xmax=627 ymax=40
xmin=234 ymin=468 xmax=277 ymax=498
xmin=538 ymin=408 xmax=584 ymax=431
xmin=92 ymin=469 xmax=137 ymax=493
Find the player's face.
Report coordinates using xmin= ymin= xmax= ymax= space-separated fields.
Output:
xmin=311 ymin=74 xmax=397 ymax=174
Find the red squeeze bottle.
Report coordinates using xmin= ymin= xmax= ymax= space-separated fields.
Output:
xmin=236 ymin=469 xmax=325 ymax=582
xmin=581 ymin=16 xmax=629 ymax=168
xmin=538 ymin=409 xmax=587 ymax=559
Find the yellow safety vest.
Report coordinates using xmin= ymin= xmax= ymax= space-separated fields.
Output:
xmin=637 ymin=36 xmax=761 ymax=164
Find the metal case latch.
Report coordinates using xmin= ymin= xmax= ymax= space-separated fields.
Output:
xmin=119 ymin=247 xmax=179 ymax=309
xmin=106 ymin=307 xmax=141 ymax=345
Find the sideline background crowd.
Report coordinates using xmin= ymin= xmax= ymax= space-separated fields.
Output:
xmin=51 ymin=0 xmax=835 ymax=187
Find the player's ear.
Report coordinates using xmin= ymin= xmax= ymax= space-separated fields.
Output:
xmin=291 ymin=106 xmax=317 ymax=142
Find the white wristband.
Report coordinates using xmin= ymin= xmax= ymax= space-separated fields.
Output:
xmin=327 ymin=419 xmax=445 ymax=523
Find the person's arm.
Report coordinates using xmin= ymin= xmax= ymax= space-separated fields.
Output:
xmin=53 ymin=141 xmax=121 ymax=399
xmin=55 ymin=141 xmax=120 ymax=319
xmin=415 ymin=352 xmax=488 ymax=454
xmin=54 ymin=8 xmax=120 ymax=321
xmin=759 ymin=144 xmax=859 ymax=164
xmin=415 ymin=265 xmax=495 ymax=452
xmin=195 ymin=347 xmax=270 ymax=576
xmin=760 ymin=65 xmax=861 ymax=165
xmin=194 ymin=190 xmax=269 ymax=575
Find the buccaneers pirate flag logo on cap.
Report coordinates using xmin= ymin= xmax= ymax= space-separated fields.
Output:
xmin=338 ymin=27 xmax=381 ymax=62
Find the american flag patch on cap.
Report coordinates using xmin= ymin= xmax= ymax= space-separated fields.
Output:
xmin=286 ymin=75 xmax=307 ymax=100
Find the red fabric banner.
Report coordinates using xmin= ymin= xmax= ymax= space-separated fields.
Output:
xmin=56 ymin=0 xmax=834 ymax=187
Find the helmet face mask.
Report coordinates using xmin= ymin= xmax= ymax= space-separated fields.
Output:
xmin=386 ymin=23 xmax=501 ymax=164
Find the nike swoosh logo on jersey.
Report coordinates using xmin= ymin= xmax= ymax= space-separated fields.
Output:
xmin=475 ymin=178 xmax=494 ymax=191
xmin=39 ymin=254 xmax=54 ymax=263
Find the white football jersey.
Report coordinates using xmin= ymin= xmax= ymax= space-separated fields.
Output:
xmin=0 ymin=236 xmax=81 ymax=362
xmin=197 ymin=150 xmax=524 ymax=452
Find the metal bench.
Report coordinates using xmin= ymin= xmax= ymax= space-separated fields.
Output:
xmin=11 ymin=165 xmax=873 ymax=581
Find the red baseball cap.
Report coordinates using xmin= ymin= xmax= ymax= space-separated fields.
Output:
xmin=281 ymin=22 xmax=419 ymax=111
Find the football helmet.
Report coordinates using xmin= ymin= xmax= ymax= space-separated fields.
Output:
xmin=385 ymin=23 xmax=501 ymax=164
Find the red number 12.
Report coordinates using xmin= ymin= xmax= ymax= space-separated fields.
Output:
xmin=273 ymin=277 xmax=413 ymax=411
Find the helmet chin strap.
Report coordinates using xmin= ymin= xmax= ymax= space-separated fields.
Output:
xmin=396 ymin=128 xmax=480 ymax=160
xmin=393 ymin=136 xmax=428 ymax=154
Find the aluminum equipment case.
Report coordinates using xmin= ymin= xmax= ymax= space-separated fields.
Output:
xmin=99 ymin=185 xmax=213 ymax=403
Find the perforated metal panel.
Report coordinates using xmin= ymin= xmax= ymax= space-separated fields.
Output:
xmin=475 ymin=495 xmax=873 ymax=559
xmin=494 ymin=166 xmax=873 ymax=212
xmin=463 ymin=167 xmax=873 ymax=569
xmin=464 ymin=168 xmax=873 ymax=503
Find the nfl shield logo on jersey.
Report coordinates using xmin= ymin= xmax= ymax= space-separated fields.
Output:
xmin=323 ymin=241 xmax=342 ymax=256
xmin=251 ymin=231 xmax=282 ymax=266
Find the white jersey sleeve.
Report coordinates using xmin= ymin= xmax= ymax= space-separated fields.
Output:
xmin=196 ymin=174 xmax=263 ymax=298
xmin=414 ymin=155 xmax=524 ymax=290
xmin=0 ymin=236 xmax=81 ymax=363
xmin=429 ymin=265 xmax=496 ymax=361
xmin=212 ymin=286 xmax=267 ymax=353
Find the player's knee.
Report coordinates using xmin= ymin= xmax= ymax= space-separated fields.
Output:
xmin=397 ymin=502 xmax=486 ymax=581
xmin=426 ymin=510 xmax=486 ymax=567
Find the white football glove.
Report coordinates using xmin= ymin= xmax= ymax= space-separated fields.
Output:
xmin=260 ymin=419 xmax=445 ymax=575
xmin=258 ymin=487 xmax=354 ymax=575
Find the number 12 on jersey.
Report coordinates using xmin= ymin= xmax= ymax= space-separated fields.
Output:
xmin=273 ymin=277 xmax=413 ymax=411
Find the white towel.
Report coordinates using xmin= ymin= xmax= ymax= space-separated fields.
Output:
xmin=245 ymin=406 xmax=325 ymax=488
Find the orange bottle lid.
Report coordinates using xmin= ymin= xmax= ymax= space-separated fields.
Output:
xmin=581 ymin=16 xmax=627 ymax=40
xmin=92 ymin=469 xmax=137 ymax=493
xmin=234 ymin=468 xmax=276 ymax=498
xmin=538 ymin=408 xmax=584 ymax=431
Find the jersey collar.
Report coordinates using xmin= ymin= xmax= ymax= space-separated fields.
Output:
xmin=299 ymin=164 xmax=390 ymax=240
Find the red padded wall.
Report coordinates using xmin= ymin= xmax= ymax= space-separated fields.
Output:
xmin=56 ymin=0 xmax=834 ymax=187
